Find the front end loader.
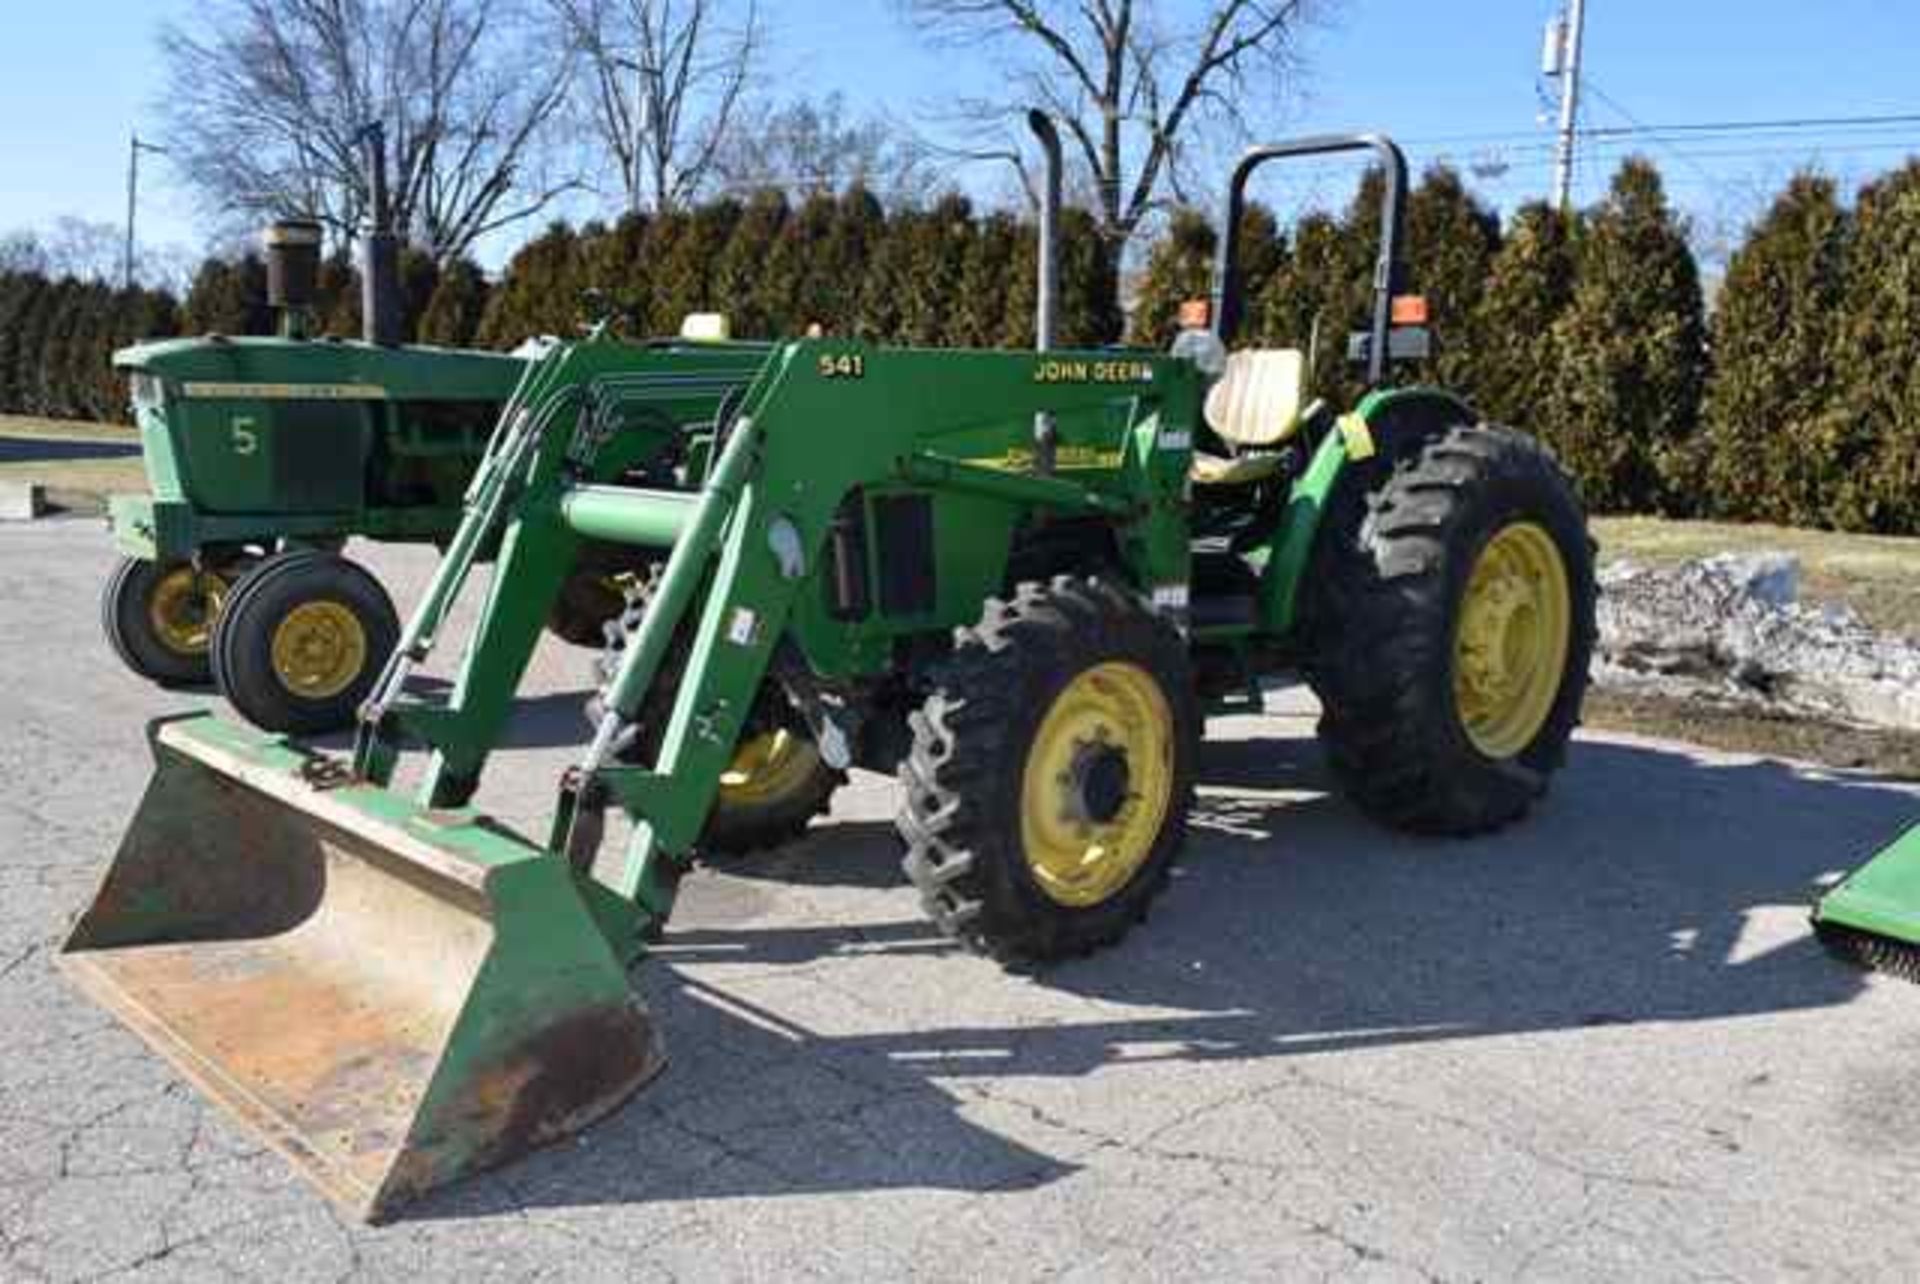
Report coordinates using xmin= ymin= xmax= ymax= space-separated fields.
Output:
xmin=63 ymin=127 xmax=1597 ymax=1220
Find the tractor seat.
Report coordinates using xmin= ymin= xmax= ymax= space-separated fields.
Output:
xmin=1191 ymin=349 xmax=1307 ymax=487
xmin=1190 ymin=451 xmax=1288 ymax=486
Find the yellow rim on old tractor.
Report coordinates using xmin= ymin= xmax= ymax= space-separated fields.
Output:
xmin=147 ymin=566 xmax=230 ymax=657
xmin=1453 ymin=521 xmax=1572 ymax=759
xmin=269 ymin=601 xmax=369 ymax=700
xmin=718 ymin=730 xmax=821 ymax=807
xmin=1020 ymin=661 xmax=1175 ymax=908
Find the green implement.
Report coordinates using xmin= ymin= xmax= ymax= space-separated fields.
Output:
xmin=65 ymin=127 xmax=1599 ymax=1220
xmin=1813 ymin=822 xmax=1920 ymax=981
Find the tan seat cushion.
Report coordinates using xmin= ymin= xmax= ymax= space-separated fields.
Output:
xmin=1190 ymin=450 xmax=1287 ymax=486
xmin=1203 ymin=349 xmax=1307 ymax=448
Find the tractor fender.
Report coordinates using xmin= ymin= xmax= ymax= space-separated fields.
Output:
xmin=1255 ymin=386 xmax=1479 ymax=640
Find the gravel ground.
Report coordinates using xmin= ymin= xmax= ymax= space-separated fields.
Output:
xmin=5 ymin=519 xmax=1920 ymax=1282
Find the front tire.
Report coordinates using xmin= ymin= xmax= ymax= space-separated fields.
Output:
xmin=1303 ymin=423 xmax=1596 ymax=834
xmin=100 ymin=557 xmax=239 ymax=687
xmin=899 ymin=576 xmax=1199 ymax=963
xmin=211 ymin=550 xmax=399 ymax=734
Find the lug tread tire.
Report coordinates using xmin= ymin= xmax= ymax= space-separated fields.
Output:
xmin=898 ymin=575 xmax=1200 ymax=964
xmin=1303 ymin=423 xmax=1596 ymax=835
xmin=211 ymin=550 xmax=398 ymax=735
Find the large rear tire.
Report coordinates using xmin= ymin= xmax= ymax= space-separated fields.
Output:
xmin=898 ymin=576 xmax=1199 ymax=963
xmin=211 ymin=550 xmax=399 ymax=734
xmin=100 ymin=557 xmax=237 ymax=687
xmin=1303 ymin=423 xmax=1596 ymax=834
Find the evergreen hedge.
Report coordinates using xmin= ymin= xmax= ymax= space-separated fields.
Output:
xmin=7 ymin=156 xmax=1920 ymax=538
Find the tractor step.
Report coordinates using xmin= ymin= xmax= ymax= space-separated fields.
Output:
xmin=61 ymin=714 xmax=663 ymax=1222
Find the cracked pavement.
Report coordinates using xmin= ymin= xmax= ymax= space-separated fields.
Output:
xmin=5 ymin=520 xmax=1920 ymax=1281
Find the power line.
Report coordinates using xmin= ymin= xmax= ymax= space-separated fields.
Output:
xmin=1403 ymin=110 xmax=1920 ymax=152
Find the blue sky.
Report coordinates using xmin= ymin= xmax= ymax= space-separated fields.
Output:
xmin=1 ymin=0 xmax=1914 ymax=266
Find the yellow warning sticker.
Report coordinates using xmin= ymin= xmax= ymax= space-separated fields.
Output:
xmin=1338 ymin=413 xmax=1376 ymax=461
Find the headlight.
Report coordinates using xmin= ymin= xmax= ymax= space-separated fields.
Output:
xmin=128 ymin=371 xmax=165 ymax=412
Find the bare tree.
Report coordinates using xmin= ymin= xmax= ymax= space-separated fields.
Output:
xmin=0 ymin=219 xmax=126 ymax=282
xmin=711 ymin=94 xmax=934 ymax=206
xmin=157 ymin=0 xmax=577 ymax=262
xmin=549 ymin=0 xmax=762 ymax=212
xmin=902 ymin=1 xmax=1326 ymax=272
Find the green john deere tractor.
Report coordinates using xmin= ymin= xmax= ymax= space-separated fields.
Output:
xmin=61 ymin=124 xmax=1597 ymax=1220
xmin=100 ymin=125 xmax=763 ymax=733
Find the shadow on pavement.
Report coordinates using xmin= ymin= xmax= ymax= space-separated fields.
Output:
xmin=409 ymin=731 xmax=1916 ymax=1220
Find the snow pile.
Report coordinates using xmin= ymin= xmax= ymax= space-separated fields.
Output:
xmin=1595 ymin=552 xmax=1920 ymax=730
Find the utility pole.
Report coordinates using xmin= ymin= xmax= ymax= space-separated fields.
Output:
xmin=1549 ymin=0 xmax=1588 ymax=211
xmin=123 ymin=133 xmax=167 ymax=290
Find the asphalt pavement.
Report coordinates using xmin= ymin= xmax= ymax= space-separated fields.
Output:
xmin=4 ymin=519 xmax=1919 ymax=1282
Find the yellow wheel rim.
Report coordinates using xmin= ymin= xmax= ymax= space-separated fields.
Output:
xmin=269 ymin=601 xmax=369 ymax=701
xmin=1453 ymin=522 xmax=1572 ymax=759
xmin=147 ymin=566 xmax=229 ymax=657
xmin=1020 ymin=661 xmax=1175 ymax=908
xmin=718 ymin=730 xmax=821 ymax=806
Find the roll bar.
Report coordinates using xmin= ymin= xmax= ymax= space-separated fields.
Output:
xmin=1210 ymin=133 xmax=1409 ymax=386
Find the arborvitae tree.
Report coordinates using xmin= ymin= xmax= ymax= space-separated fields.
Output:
xmin=396 ymin=248 xmax=441 ymax=343
xmin=1232 ymin=202 xmax=1286 ymax=334
xmin=1001 ymin=220 xmax=1041 ymax=349
xmin=1695 ymin=174 xmax=1849 ymax=526
xmin=1405 ymin=165 xmax=1502 ymax=388
xmin=183 ymin=255 xmax=271 ymax=337
xmin=857 ymin=206 xmax=918 ymax=343
xmin=758 ymin=191 xmax=838 ymax=336
xmin=711 ymin=189 xmax=789 ymax=338
xmin=955 ymin=212 xmax=1022 ymax=348
xmin=652 ymin=199 xmax=742 ymax=334
xmin=418 ymin=258 xmax=492 ymax=347
xmin=476 ymin=222 xmax=584 ymax=348
xmin=314 ymin=254 xmax=358 ymax=336
xmin=1251 ymin=210 xmax=1355 ymax=388
xmin=1541 ymin=158 xmax=1707 ymax=513
xmin=895 ymin=192 xmax=973 ymax=346
xmin=0 ymin=273 xmax=44 ymax=412
xmin=1056 ymin=208 xmax=1124 ymax=346
xmin=1826 ymin=161 xmax=1920 ymax=532
xmin=820 ymin=187 xmax=888 ymax=336
xmin=1471 ymin=201 xmax=1578 ymax=431
xmin=1129 ymin=208 xmax=1216 ymax=347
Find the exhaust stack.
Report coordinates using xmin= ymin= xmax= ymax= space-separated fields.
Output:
xmin=359 ymin=123 xmax=403 ymax=347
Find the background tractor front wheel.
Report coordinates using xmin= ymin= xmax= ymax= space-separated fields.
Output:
xmin=210 ymin=550 xmax=399 ymax=734
xmin=1304 ymin=423 xmax=1596 ymax=834
xmin=100 ymin=557 xmax=240 ymax=687
xmin=899 ymin=576 xmax=1199 ymax=963
xmin=592 ymin=579 xmax=841 ymax=855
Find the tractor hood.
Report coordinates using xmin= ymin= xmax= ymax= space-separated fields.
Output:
xmin=115 ymin=337 xmax=527 ymax=404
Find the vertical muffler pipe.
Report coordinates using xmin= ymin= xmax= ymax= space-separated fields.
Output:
xmin=359 ymin=122 xmax=403 ymax=347
xmin=1026 ymin=109 xmax=1062 ymax=476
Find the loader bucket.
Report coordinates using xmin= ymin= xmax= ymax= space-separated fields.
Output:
xmin=60 ymin=714 xmax=663 ymax=1222
xmin=1812 ymin=821 xmax=1920 ymax=982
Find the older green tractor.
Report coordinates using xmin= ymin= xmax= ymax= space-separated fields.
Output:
xmin=100 ymin=126 xmax=764 ymax=733
xmin=63 ymin=130 xmax=1596 ymax=1220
